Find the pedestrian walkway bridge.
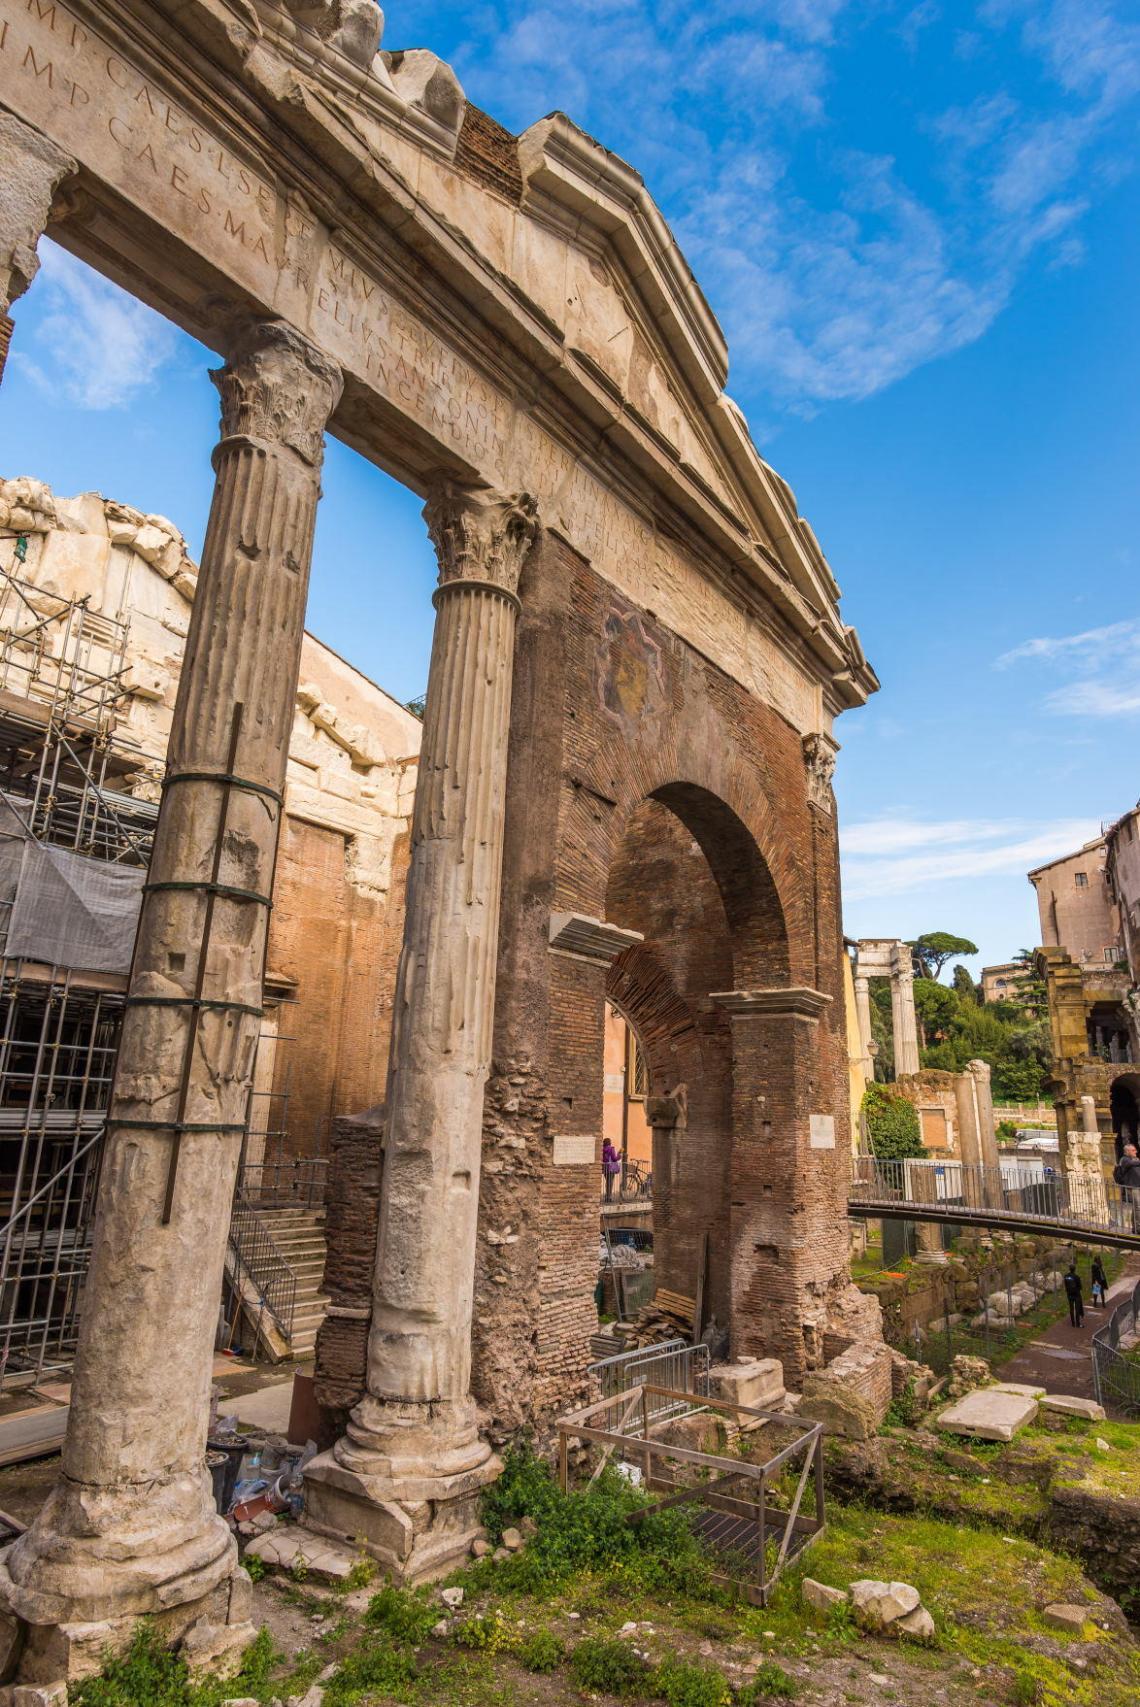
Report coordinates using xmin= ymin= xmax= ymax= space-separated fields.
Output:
xmin=849 ymin=1156 xmax=1140 ymax=1251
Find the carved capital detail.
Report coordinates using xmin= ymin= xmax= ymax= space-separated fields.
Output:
xmin=0 ymin=112 xmax=77 ymax=311
xmin=211 ymin=321 xmax=343 ymax=468
xmin=424 ymin=482 xmax=539 ymax=597
xmin=802 ymin=730 xmax=839 ymax=812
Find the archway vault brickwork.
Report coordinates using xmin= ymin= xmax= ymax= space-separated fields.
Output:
xmin=473 ymin=534 xmax=875 ymax=1431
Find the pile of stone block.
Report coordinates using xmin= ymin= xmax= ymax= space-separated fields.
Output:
xmin=799 ymin=1340 xmax=893 ymax=1441
xmin=802 ymin=1576 xmax=934 ymax=1642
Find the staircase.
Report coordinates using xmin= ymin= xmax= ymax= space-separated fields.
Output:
xmin=252 ymin=1207 xmax=330 ymax=1358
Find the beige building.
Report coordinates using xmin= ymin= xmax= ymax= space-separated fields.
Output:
xmin=1029 ymin=836 xmax=1122 ymax=969
xmin=0 ymin=475 xmax=420 ymax=1365
xmin=981 ymin=961 xmax=1027 ymax=1004
xmin=1106 ymin=804 xmax=1140 ymax=1068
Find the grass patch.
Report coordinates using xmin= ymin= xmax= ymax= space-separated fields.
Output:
xmin=473 ymin=1439 xmax=720 ymax=1601
xmin=568 ymin=1634 xmax=655 ymax=1696
xmin=70 ymin=1625 xmax=281 ymax=1707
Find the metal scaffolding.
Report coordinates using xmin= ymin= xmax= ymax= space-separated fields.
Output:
xmin=0 ymin=546 xmax=154 ymax=1387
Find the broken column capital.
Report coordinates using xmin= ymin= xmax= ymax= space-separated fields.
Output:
xmin=0 ymin=112 xmax=77 ymax=312
xmin=211 ymin=320 xmax=343 ymax=469
xmin=423 ymin=482 xmax=539 ymax=601
xmin=802 ymin=730 xmax=839 ymax=812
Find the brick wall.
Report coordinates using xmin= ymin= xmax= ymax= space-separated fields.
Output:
xmin=468 ymin=534 xmax=862 ymax=1422
xmin=267 ymin=816 xmax=408 ymax=1158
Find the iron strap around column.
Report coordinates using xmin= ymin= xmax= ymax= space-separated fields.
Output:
xmin=143 ymin=880 xmax=273 ymax=908
xmin=109 ymin=1119 xmax=248 ymax=1134
xmin=125 ymin=995 xmax=264 ymax=1019
xmin=159 ymin=703 xmax=258 ymax=1225
xmin=161 ymin=770 xmax=283 ymax=806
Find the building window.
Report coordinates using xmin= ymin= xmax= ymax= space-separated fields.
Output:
xmin=626 ymin=1027 xmax=647 ymax=1100
xmin=1075 ymin=872 xmax=1088 ymax=887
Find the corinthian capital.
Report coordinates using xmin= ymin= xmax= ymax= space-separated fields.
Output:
xmin=423 ymin=483 xmax=538 ymax=598
xmin=0 ymin=113 xmax=76 ymax=311
xmin=802 ymin=730 xmax=839 ymax=812
xmin=211 ymin=321 xmax=343 ymax=468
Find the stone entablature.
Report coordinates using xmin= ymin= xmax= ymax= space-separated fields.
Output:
xmin=0 ymin=0 xmax=874 ymax=746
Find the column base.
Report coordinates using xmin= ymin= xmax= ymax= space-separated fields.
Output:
xmin=302 ymin=1397 xmax=501 ymax=1583
xmin=0 ymin=1469 xmax=249 ymax=1693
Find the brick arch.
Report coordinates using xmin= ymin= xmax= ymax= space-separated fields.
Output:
xmin=561 ymin=698 xmax=811 ymax=985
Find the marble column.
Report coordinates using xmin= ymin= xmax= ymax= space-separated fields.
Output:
xmin=0 ymin=321 xmax=342 ymax=1683
xmin=1067 ymin=1095 xmax=1109 ymax=1223
xmin=891 ymin=966 xmax=920 ymax=1078
xmin=0 ymin=112 xmax=76 ymax=382
xmin=853 ymin=973 xmax=875 ymax=1082
xmin=304 ymin=483 xmax=537 ymax=1582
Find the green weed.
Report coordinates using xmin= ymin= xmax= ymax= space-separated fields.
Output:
xmin=655 ymin=1657 xmax=733 ymax=1707
xmin=363 ymin=1583 xmax=439 ymax=1646
xmin=568 ymin=1634 xmax=654 ymax=1696
xmin=738 ymin=1659 xmax=799 ymax=1700
xmin=516 ymin=1628 xmax=565 ymax=1672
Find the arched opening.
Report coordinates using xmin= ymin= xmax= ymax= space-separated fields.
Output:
xmin=1111 ymin=1074 xmax=1140 ymax=1158
xmin=601 ymin=784 xmax=788 ymax=1349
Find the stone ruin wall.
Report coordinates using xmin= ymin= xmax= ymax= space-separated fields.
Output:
xmin=0 ymin=476 xmax=421 ymax=1156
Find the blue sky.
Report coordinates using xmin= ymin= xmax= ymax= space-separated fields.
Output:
xmin=1 ymin=0 xmax=1138 ymax=974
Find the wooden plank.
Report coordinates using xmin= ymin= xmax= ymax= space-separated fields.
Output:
xmin=0 ymin=1403 xmax=67 ymax=1467
xmin=776 ymin=1438 xmax=817 ymax=1570
xmin=692 ymin=1231 xmax=708 ymax=1346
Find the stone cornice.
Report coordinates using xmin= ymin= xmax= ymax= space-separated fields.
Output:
xmin=710 ymin=987 xmax=833 ymax=1021
xmin=549 ymin=913 xmax=644 ymax=965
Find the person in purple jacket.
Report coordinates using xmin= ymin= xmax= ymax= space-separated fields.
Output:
xmin=602 ymin=1139 xmax=622 ymax=1202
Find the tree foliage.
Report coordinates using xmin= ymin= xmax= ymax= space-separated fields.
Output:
xmin=861 ymin=1083 xmax=925 ymax=1159
xmin=909 ymin=932 xmax=979 ymax=980
xmin=952 ymin=964 xmax=979 ymax=1003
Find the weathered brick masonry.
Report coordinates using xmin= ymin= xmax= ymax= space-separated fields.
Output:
xmin=467 ymin=533 xmax=873 ymax=1428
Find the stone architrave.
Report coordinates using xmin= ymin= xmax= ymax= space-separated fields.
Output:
xmin=0 ymin=112 xmax=76 ymax=381
xmin=0 ymin=321 xmax=343 ymax=1678
xmin=303 ymin=484 xmax=538 ymax=1582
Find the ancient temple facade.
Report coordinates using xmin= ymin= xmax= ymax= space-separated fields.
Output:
xmin=0 ymin=0 xmax=878 ymax=1685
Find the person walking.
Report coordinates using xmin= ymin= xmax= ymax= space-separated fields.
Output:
xmin=1063 ymin=1263 xmax=1085 ymax=1328
xmin=1090 ymin=1255 xmax=1108 ymax=1308
xmin=601 ymin=1139 xmax=622 ymax=1203
xmin=1113 ymin=1143 xmax=1140 ymax=1232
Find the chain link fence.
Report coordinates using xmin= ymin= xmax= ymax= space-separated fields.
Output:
xmin=1092 ymin=1276 xmax=1140 ymax=1416
xmin=875 ymin=1250 xmax=1080 ymax=1377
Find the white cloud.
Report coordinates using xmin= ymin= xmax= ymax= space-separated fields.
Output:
xmin=15 ymin=241 xmax=179 ymax=411
xmin=841 ymin=815 xmax=1102 ymax=899
xmin=995 ymin=617 xmax=1140 ymax=667
xmin=448 ymin=0 xmax=1140 ymax=413
xmin=1045 ymin=680 xmax=1140 ymax=717
xmin=995 ymin=617 xmax=1140 ymax=717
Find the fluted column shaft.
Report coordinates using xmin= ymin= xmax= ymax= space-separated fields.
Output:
xmin=2 ymin=321 xmax=342 ymax=1627
xmin=891 ymin=968 xmax=920 ymax=1077
xmin=344 ymin=484 xmax=536 ymax=1470
xmin=853 ymin=973 xmax=874 ymax=1081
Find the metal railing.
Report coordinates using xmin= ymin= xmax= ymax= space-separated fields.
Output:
xmin=238 ymin=1153 xmax=328 ymax=1211
xmin=1092 ymin=1277 xmax=1140 ymax=1415
xmin=588 ymin=1337 xmax=710 ymax=1426
xmin=851 ymin=1156 xmax=1140 ymax=1244
xmin=226 ymin=1191 xmax=298 ymax=1343
xmin=601 ymin=1159 xmax=652 ymax=1206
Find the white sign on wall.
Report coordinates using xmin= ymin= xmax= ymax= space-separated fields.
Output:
xmin=553 ymin=1135 xmax=596 ymax=1167
xmin=809 ymin=1114 xmax=836 ymax=1150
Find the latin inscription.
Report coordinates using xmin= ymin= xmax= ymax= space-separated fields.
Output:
xmin=0 ymin=0 xmax=826 ymax=734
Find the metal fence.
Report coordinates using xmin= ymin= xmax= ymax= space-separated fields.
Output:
xmin=851 ymin=1155 xmax=1139 ymax=1241
xmin=601 ymin=1158 xmax=652 ymax=1206
xmin=238 ymin=1151 xmax=329 ymax=1211
xmin=588 ymin=1337 xmax=710 ymax=1425
xmin=876 ymin=1252 xmax=1076 ymax=1377
xmin=1092 ymin=1277 xmax=1140 ymax=1415
xmin=226 ymin=1192 xmax=298 ymax=1344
